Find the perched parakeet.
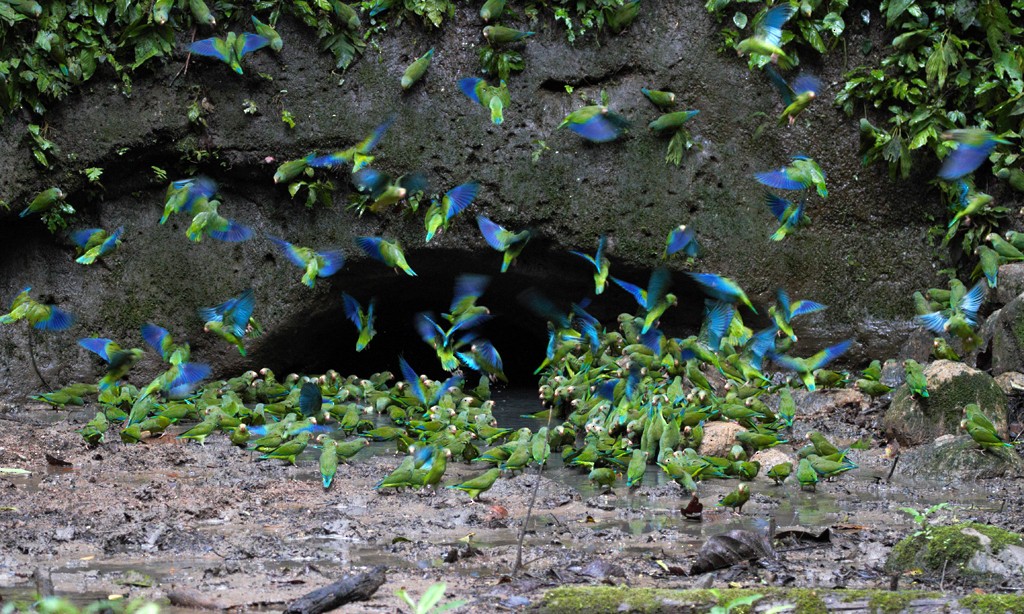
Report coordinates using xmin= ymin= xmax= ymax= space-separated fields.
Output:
xmin=459 ymin=77 xmax=511 ymax=125
xmin=856 ymin=378 xmax=892 ymax=397
xmin=268 ymin=236 xmax=346 ymax=288
xmin=355 ymin=236 xmax=416 ymax=276
xmin=259 ymin=432 xmax=310 ymax=465
xmin=962 ymin=419 xmax=1013 ymax=452
xmin=319 ymin=437 xmax=338 ymax=489
xmin=735 ymin=3 xmax=794 ymax=62
xmin=199 ymin=288 xmax=256 ymax=356
xmin=0 ymin=287 xmax=74 ymax=331
xmin=483 ymin=25 xmax=534 ymax=44
xmin=932 ymin=338 xmax=960 ymax=361
xmin=189 ymin=0 xmax=215 ymax=25
xmin=401 ymin=48 xmax=433 ymax=90
xmin=477 ymin=215 xmax=532 ymax=272
xmin=78 ymin=412 xmax=108 ymax=447
xmin=480 ymin=0 xmax=505 ymax=22
xmin=938 ymin=129 xmax=1010 ymax=181
xmin=558 ymin=105 xmax=630 ymax=143
xmin=755 ymin=155 xmax=828 ymax=198
xmin=588 ymin=467 xmax=617 ymax=490
xmin=796 ymin=457 xmax=818 ymax=491
xmin=606 ymin=0 xmax=639 ymax=32
xmin=341 ymin=293 xmax=377 ymax=351
xmin=250 ymin=15 xmax=283 ymax=52
xmin=641 ymin=88 xmax=676 ymax=109
xmin=903 ymin=359 xmax=929 ymax=398
xmin=20 ymin=187 xmax=64 ymax=218
xmin=766 ymin=462 xmax=791 ymax=485
xmin=766 ymin=67 xmax=821 ymax=125
xmin=152 ymin=0 xmax=173 ymax=23
xmin=570 ymin=235 xmax=611 ymax=294
xmin=975 ymin=245 xmax=1000 ymax=288
xmin=447 ymin=467 xmax=501 ymax=501
xmin=72 ymin=226 xmax=124 ymax=265
xmin=717 ymin=483 xmax=750 ymax=513
xmin=189 ymin=32 xmax=269 ymax=74
xmin=424 ymin=182 xmax=480 ymax=241
xmin=626 ymin=449 xmax=648 ymax=487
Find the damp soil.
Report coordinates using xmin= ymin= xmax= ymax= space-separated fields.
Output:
xmin=0 ymin=391 xmax=1020 ymax=613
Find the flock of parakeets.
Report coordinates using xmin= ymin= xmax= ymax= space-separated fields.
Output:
xmin=4 ymin=0 xmax=1019 ymax=511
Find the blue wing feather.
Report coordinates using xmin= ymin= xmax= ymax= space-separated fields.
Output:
xmin=939 ymin=141 xmax=996 ymax=181
xmin=238 ymin=33 xmax=270 ymax=57
xmin=568 ymin=115 xmax=622 ymax=143
xmin=209 ymin=220 xmax=252 ymax=242
xmin=665 ymin=225 xmax=696 ymax=255
xmin=353 ymin=168 xmax=388 ymax=195
xmin=168 ymin=363 xmax=211 ymax=396
xmin=792 ymin=74 xmax=821 ymax=95
xmin=611 ymin=277 xmax=647 ymax=309
xmin=764 ymin=193 xmax=792 ymax=221
xmin=317 ymin=250 xmax=346 ymax=277
xmin=268 ymin=236 xmax=309 ymax=269
xmin=341 ymin=293 xmax=362 ymax=327
xmin=430 ymin=375 xmax=464 ymax=406
xmin=959 ymin=281 xmax=987 ymax=322
xmin=444 ymin=183 xmax=480 ymax=220
xmin=69 ymin=228 xmax=102 ymax=249
xmin=299 ymin=382 xmax=323 ymax=417
xmin=355 ymin=236 xmax=385 ymax=263
xmin=79 ymin=337 xmax=115 ymax=362
xmin=398 ymin=356 xmax=427 ymax=404
xmin=36 ymin=306 xmax=74 ymax=331
xmin=807 ymin=339 xmax=853 ymax=370
xmin=916 ymin=311 xmax=949 ymax=334
xmin=790 ymin=299 xmax=827 ymax=318
xmin=765 ymin=66 xmax=794 ymax=106
xmin=704 ymin=300 xmax=734 ymax=351
xmin=189 ymin=38 xmax=229 ymax=61
xmin=476 ymin=215 xmax=508 ymax=250
xmin=646 ymin=267 xmax=671 ymax=306
xmin=459 ymin=77 xmax=483 ymax=104
xmin=776 ymin=288 xmax=792 ymax=318
xmin=224 ymin=289 xmax=256 ymax=338
xmin=141 ymin=323 xmax=170 ymax=357
xmin=755 ymin=169 xmax=807 ymax=190
xmin=450 ymin=273 xmax=490 ymax=312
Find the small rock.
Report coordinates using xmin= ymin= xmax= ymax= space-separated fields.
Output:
xmin=53 ymin=527 xmax=74 ymax=542
xmin=749 ymin=448 xmax=793 ymax=482
xmin=989 ymin=294 xmax=1024 ymax=375
xmin=995 ymin=371 xmax=1024 ymax=397
xmin=794 ymin=388 xmax=869 ymax=418
xmin=882 ymin=360 xmax=1008 ymax=445
xmin=698 ymin=422 xmax=746 ymax=457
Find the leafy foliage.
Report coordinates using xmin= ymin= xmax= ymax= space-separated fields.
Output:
xmin=395 ymin=582 xmax=466 ymax=614
xmin=479 ymin=47 xmax=525 ymax=81
xmin=706 ymin=0 xmax=851 ymax=67
xmin=526 ymin=0 xmax=634 ymax=43
xmin=836 ymin=0 xmax=1023 ymax=182
xmin=0 ymin=1 xmax=366 ymax=123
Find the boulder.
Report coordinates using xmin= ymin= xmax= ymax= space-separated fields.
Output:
xmin=989 ymin=293 xmax=1024 ymax=375
xmin=749 ymin=448 xmax=793 ymax=482
xmin=882 ymin=360 xmax=1008 ymax=445
xmin=996 ymin=262 xmax=1024 ymax=306
xmin=698 ymin=422 xmax=745 ymax=458
xmin=897 ymin=434 xmax=1024 ymax=480
xmin=886 ymin=522 xmax=1024 ymax=587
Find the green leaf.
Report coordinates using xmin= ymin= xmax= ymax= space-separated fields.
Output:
xmin=823 ymin=12 xmax=845 ymax=36
xmin=885 ymin=0 xmax=915 ymax=26
xmin=0 ymin=468 xmax=30 ymax=475
xmin=799 ymin=21 xmax=826 ymax=54
xmin=418 ymin=583 xmax=446 ymax=614
xmin=33 ymin=149 xmax=49 ymax=167
xmin=733 ymin=11 xmax=747 ymax=29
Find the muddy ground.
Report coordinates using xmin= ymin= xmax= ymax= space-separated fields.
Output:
xmin=0 ymin=392 xmax=1021 ymax=613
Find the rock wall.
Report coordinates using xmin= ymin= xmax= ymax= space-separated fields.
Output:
xmin=0 ymin=4 xmax=945 ymax=396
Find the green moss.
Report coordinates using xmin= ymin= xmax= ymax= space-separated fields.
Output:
xmin=960 ymin=594 xmax=1024 ymax=614
xmin=888 ymin=522 xmax=1024 ymax=578
xmin=838 ymin=589 xmax=941 ymax=614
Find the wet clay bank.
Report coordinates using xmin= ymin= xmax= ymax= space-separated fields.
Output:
xmin=0 ymin=2 xmax=946 ymax=397
xmin=1 ymin=390 xmax=1022 ymax=613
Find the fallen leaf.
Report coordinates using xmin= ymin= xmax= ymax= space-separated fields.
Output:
xmin=691 ymin=529 xmax=776 ymax=575
xmin=45 ymin=454 xmax=72 ymax=467
xmin=0 ymin=468 xmax=30 ymax=475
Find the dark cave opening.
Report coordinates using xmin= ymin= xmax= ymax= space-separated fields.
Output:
xmin=252 ymin=247 xmax=719 ymax=388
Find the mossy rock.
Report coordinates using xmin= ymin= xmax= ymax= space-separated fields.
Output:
xmin=536 ymin=586 xmax=1024 ymax=613
xmin=886 ymin=522 xmax=1024 ymax=587
xmin=882 ymin=360 xmax=1008 ymax=446
xmin=991 ymin=294 xmax=1024 ymax=376
xmin=898 ymin=434 xmax=1024 ymax=480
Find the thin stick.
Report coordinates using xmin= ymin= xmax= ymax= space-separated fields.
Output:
xmin=512 ymin=399 xmax=555 ymax=576
xmin=885 ymin=454 xmax=900 ymax=483
xmin=27 ymin=325 xmax=52 ymax=392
